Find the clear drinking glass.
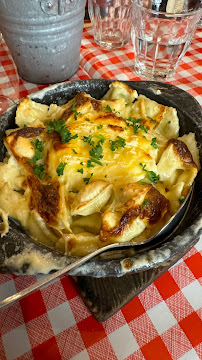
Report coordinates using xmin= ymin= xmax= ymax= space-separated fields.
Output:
xmin=88 ymin=0 xmax=132 ymax=49
xmin=131 ymin=0 xmax=202 ymax=81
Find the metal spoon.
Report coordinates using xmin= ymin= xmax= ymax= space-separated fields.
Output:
xmin=0 ymin=187 xmax=192 ymax=309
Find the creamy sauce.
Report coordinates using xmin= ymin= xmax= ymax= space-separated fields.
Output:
xmin=4 ymin=244 xmax=69 ymax=275
xmin=120 ymin=217 xmax=202 ymax=274
xmin=149 ymin=87 xmax=162 ymax=95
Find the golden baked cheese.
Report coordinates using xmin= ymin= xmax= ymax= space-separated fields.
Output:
xmin=0 ymin=81 xmax=199 ymax=256
xmin=46 ymin=93 xmax=158 ymax=190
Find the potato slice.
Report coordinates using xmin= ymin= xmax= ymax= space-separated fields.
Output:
xmin=100 ymin=184 xmax=169 ymax=243
xmin=102 ymin=81 xmax=138 ymax=103
xmin=157 ymin=138 xmax=198 ymax=193
xmin=71 ymin=181 xmax=113 ymax=216
xmin=62 ymin=232 xmax=101 ymax=256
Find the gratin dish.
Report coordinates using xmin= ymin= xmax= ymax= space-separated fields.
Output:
xmin=0 ymin=79 xmax=201 ymax=277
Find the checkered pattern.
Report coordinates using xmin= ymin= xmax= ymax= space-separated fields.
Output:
xmin=0 ymin=25 xmax=201 ymax=360
xmin=80 ymin=27 xmax=202 ymax=105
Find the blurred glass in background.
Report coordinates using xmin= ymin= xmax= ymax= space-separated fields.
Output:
xmin=88 ymin=0 xmax=132 ymax=49
xmin=131 ymin=0 xmax=202 ymax=81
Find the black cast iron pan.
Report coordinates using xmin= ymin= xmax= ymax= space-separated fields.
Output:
xmin=0 ymin=79 xmax=201 ymax=277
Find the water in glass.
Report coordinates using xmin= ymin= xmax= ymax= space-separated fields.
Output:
xmin=132 ymin=1 xmax=202 ymax=80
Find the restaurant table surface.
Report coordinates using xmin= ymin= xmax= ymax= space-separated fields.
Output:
xmin=0 ymin=26 xmax=201 ymax=360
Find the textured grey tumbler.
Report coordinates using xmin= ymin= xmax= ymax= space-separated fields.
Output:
xmin=0 ymin=0 xmax=86 ymax=84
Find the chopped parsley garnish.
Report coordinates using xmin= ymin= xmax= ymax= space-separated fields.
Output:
xmin=77 ymin=168 xmax=83 ymax=174
xmin=139 ymin=181 xmax=150 ymax=185
xmin=72 ymin=101 xmax=82 ymax=120
xmin=105 ymin=105 xmax=113 ymax=112
xmin=84 ymin=135 xmax=105 ymax=159
xmin=82 ymin=135 xmax=94 ymax=146
xmin=97 ymin=125 xmax=103 ymax=129
xmin=87 ymin=158 xmax=103 ymax=167
xmin=80 ymin=162 xmax=84 ymax=165
xmin=151 ymin=137 xmax=158 ymax=149
xmin=125 ymin=117 xmax=142 ymax=128
xmin=148 ymin=117 xmax=156 ymax=123
xmin=109 ymin=136 xmax=126 ymax=151
xmin=87 ymin=160 xmax=95 ymax=168
xmin=47 ymin=119 xmax=65 ymax=135
xmin=24 ymin=124 xmax=27 ymax=128
xmin=72 ymin=149 xmax=78 ymax=154
xmin=29 ymin=139 xmax=47 ymax=179
xmin=139 ymin=124 xmax=148 ymax=133
xmin=89 ymin=143 xmax=103 ymax=159
xmin=92 ymin=158 xmax=103 ymax=166
xmin=83 ymin=173 xmax=93 ymax=185
xmin=147 ymin=171 xmax=160 ymax=183
xmin=56 ymin=162 xmax=67 ymax=176
xmin=47 ymin=119 xmax=78 ymax=144
xmin=105 ymin=105 xmax=120 ymax=114
xmin=93 ymin=134 xmax=105 ymax=144
xmin=168 ymin=121 xmax=171 ymax=124
xmin=140 ymin=163 xmax=160 ymax=184
xmin=83 ymin=134 xmax=105 ymax=165
xmin=33 ymin=139 xmax=44 ymax=152
xmin=83 ymin=177 xmax=90 ymax=184
xmin=120 ymin=188 xmax=124 ymax=191
xmin=85 ymin=118 xmax=90 ymax=122
xmin=129 ymin=116 xmax=141 ymax=123
xmin=105 ymin=175 xmax=107 ymax=178
xmin=132 ymin=124 xmax=140 ymax=134
xmin=179 ymin=196 xmax=185 ymax=205
xmin=142 ymin=199 xmax=149 ymax=208
xmin=125 ymin=117 xmax=148 ymax=134
xmin=29 ymin=139 xmax=44 ymax=164
xmin=33 ymin=164 xmax=46 ymax=180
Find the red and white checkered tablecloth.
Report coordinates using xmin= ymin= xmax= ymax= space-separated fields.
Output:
xmin=0 ymin=25 xmax=201 ymax=360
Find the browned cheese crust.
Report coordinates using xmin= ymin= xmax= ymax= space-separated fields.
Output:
xmin=4 ymin=127 xmax=61 ymax=226
xmin=168 ymin=138 xmax=198 ymax=168
xmin=100 ymin=186 xmax=169 ymax=242
xmin=62 ymin=92 xmax=102 ymax=120
xmin=27 ymin=175 xmax=60 ymax=225
xmin=4 ymin=127 xmax=45 ymax=173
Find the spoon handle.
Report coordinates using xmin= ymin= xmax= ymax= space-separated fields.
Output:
xmin=0 ymin=243 xmax=116 ymax=309
xmin=0 ymin=187 xmax=193 ymax=309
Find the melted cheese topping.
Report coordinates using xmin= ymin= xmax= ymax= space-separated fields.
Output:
xmin=47 ymin=110 xmax=158 ymax=190
xmin=0 ymin=81 xmax=199 ymax=256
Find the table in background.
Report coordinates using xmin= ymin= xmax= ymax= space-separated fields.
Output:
xmin=0 ymin=26 xmax=201 ymax=360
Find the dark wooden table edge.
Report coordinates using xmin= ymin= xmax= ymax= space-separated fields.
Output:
xmin=73 ymin=237 xmax=199 ymax=322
